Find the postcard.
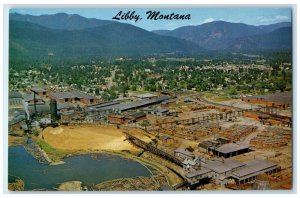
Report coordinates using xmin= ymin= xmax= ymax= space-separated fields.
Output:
xmin=6 ymin=6 xmax=293 ymax=192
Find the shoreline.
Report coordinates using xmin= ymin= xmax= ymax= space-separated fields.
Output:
xmin=9 ymin=124 xmax=184 ymax=188
xmin=59 ymin=149 xmax=183 ymax=188
xmin=9 ymin=142 xmax=183 ymax=189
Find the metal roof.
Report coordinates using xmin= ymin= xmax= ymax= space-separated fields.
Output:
xmin=50 ymin=91 xmax=96 ymax=100
xmin=51 ymin=92 xmax=74 ymax=99
xmin=205 ymin=158 xmax=245 ymax=174
xmin=88 ymin=101 xmax=120 ymax=108
xmin=185 ymin=167 xmax=211 ymax=178
xmin=31 ymin=88 xmax=46 ymax=93
xmin=232 ymin=159 xmax=277 ymax=179
xmin=215 ymin=143 xmax=249 ymax=154
xmin=132 ymin=93 xmax=157 ymax=98
xmin=96 ymin=96 xmax=170 ymax=112
xmin=9 ymin=91 xmax=22 ymax=98
xmin=126 ymin=112 xmax=146 ymax=119
xmin=23 ymin=94 xmax=42 ymax=102
xmin=72 ymin=91 xmax=96 ymax=99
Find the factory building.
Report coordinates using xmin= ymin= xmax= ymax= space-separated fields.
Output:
xmin=142 ymin=107 xmax=173 ymax=116
xmin=68 ymin=96 xmax=170 ymax=123
xmin=57 ymin=102 xmax=76 ymax=112
xmin=183 ymin=157 xmax=280 ymax=186
xmin=208 ymin=142 xmax=251 ymax=158
xmin=28 ymin=104 xmax=50 ymax=115
xmin=242 ymin=92 xmax=291 ymax=109
xmin=88 ymin=96 xmax=170 ymax=116
xmin=23 ymin=94 xmax=45 ymax=105
xmin=108 ymin=114 xmax=126 ymax=124
xmin=9 ymin=91 xmax=23 ymax=105
xmin=48 ymin=91 xmax=98 ymax=104
xmin=107 ymin=112 xmax=147 ymax=124
xmin=230 ymin=159 xmax=281 ymax=185
xmin=132 ymin=93 xmax=158 ymax=99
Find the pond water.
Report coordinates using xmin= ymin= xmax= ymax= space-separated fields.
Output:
xmin=8 ymin=145 xmax=151 ymax=190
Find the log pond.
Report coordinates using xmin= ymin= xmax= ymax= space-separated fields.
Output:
xmin=8 ymin=145 xmax=152 ymax=190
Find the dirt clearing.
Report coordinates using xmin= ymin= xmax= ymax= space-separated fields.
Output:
xmin=42 ymin=125 xmax=139 ymax=152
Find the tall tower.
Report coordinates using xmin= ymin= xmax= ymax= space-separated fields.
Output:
xmin=50 ymin=99 xmax=58 ymax=123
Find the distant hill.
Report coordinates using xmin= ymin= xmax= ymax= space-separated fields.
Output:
xmin=9 ymin=19 xmax=203 ymax=61
xmin=257 ymin=22 xmax=292 ymax=33
xmin=10 ymin=12 xmax=117 ymax=30
xmin=153 ymin=21 xmax=292 ymax=51
xmin=9 ymin=13 xmax=292 ymax=62
xmin=152 ymin=29 xmax=171 ymax=35
xmin=229 ymin=27 xmax=292 ymax=50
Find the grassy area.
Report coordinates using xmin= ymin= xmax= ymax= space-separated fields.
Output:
xmin=36 ymin=140 xmax=66 ymax=162
xmin=203 ymin=92 xmax=232 ymax=102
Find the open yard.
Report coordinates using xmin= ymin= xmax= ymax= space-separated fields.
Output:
xmin=42 ymin=125 xmax=143 ymax=152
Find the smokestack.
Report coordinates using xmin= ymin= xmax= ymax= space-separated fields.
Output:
xmin=50 ymin=99 xmax=58 ymax=123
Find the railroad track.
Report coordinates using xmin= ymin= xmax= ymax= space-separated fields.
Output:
xmin=123 ymin=131 xmax=183 ymax=166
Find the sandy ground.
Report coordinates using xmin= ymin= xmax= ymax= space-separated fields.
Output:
xmin=42 ymin=125 xmax=140 ymax=152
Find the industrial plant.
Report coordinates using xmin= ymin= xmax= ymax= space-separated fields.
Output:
xmin=8 ymin=86 xmax=292 ymax=191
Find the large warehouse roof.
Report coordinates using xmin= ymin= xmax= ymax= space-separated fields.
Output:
xmin=205 ymin=158 xmax=245 ymax=174
xmin=94 ymin=96 xmax=170 ymax=112
xmin=215 ymin=143 xmax=249 ymax=154
xmin=132 ymin=93 xmax=157 ymax=98
xmin=232 ymin=159 xmax=278 ymax=179
xmin=50 ymin=91 xmax=96 ymax=100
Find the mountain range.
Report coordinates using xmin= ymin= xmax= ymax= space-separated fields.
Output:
xmin=153 ymin=21 xmax=292 ymax=50
xmin=10 ymin=13 xmax=203 ymax=61
xmin=10 ymin=12 xmax=118 ymax=30
xmin=9 ymin=13 xmax=292 ymax=62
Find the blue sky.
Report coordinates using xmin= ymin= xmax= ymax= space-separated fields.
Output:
xmin=10 ymin=7 xmax=292 ymax=31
